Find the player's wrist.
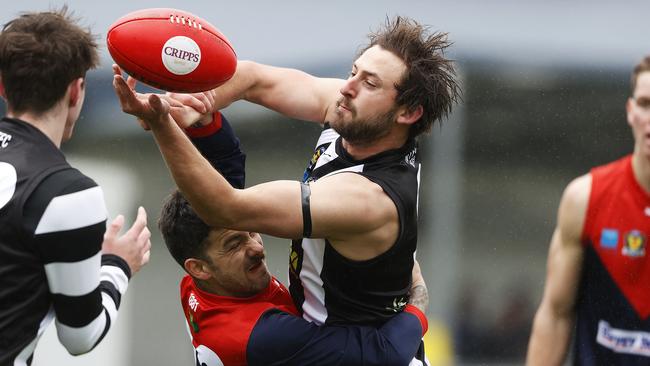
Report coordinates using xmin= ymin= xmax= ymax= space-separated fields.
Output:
xmin=185 ymin=112 xmax=223 ymax=138
xmin=404 ymin=304 xmax=428 ymax=336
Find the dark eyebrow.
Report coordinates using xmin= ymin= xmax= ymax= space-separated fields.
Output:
xmin=352 ymin=62 xmax=379 ymax=79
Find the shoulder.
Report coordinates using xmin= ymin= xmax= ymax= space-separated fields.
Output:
xmin=557 ymin=174 xmax=591 ymax=240
xmin=561 ymin=174 xmax=592 ymax=211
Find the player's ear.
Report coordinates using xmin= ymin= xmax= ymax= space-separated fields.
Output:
xmin=396 ymin=104 xmax=423 ymax=126
xmin=184 ymin=258 xmax=212 ymax=280
xmin=68 ymin=77 xmax=84 ymax=107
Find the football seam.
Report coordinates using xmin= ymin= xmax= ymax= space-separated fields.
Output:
xmin=108 ymin=17 xmax=236 ymax=57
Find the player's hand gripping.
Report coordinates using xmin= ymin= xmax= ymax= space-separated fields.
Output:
xmin=102 ymin=206 xmax=152 ymax=275
xmin=112 ymin=64 xmax=214 ymax=130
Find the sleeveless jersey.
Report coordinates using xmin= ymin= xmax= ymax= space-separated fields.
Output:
xmin=577 ymin=155 xmax=650 ymax=364
xmin=0 ymin=118 xmax=130 ymax=365
xmin=289 ymin=126 xmax=420 ymax=326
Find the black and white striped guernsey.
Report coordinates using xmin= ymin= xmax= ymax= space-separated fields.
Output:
xmin=290 ymin=124 xmax=420 ymax=326
xmin=0 ymin=118 xmax=130 ymax=366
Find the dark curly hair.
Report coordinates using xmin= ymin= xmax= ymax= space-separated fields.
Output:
xmin=360 ymin=16 xmax=461 ymax=139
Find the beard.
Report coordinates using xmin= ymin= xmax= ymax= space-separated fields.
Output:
xmin=331 ymin=99 xmax=397 ymax=146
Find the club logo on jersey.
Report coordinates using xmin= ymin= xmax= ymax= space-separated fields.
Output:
xmin=623 ymin=230 xmax=646 ymax=257
xmin=600 ymin=229 xmax=619 ymax=249
xmin=161 ymin=36 xmax=201 ymax=75
xmin=289 ymin=249 xmax=299 ymax=272
xmin=0 ymin=131 xmax=11 ymax=148
xmin=189 ymin=292 xmax=199 ymax=311
xmin=404 ymin=147 xmax=417 ymax=168
xmin=302 ymin=145 xmax=327 ymax=183
xmin=386 ymin=296 xmax=408 ymax=313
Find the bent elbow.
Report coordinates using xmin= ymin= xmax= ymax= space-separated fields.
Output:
xmin=55 ymin=316 xmax=107 ymax=356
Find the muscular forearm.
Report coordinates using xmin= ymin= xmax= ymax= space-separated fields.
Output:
xmin=207 ymin=60 xmax=259 ymax=111
xmin=150 ymin=117 xmax=240 ymax=228
xmin=526 ymin=305 xmax=574 ymax=366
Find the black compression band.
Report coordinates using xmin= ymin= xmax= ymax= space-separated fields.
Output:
xmin=301 ymin=182 xmax=312 ymax=238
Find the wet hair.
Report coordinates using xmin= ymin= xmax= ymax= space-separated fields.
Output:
xmin=631 ymin=56 xmax=650 ymax=96
xmin=0 ymin=6 xmax=99 ymax=113
xmin=158 ymin=190 xmax=211 ymax=268
xmin=360 ymin=16 xmax=461 ymax=139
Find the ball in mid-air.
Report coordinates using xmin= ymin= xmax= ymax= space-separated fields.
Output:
xmin=107 ymin=8 xmax=236 ymax=92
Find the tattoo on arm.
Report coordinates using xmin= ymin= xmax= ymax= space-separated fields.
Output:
xmin=408 ymin=284 xmax=429 ymax=314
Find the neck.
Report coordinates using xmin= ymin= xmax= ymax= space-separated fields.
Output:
xmin=195 ymin=278 xmax=225 ymax=296
xmin=342 ymin=128 xmax=410 ymax=161
xmin=632 ymin=152 xmax=650 ymax=194
xmin=8 ymin=104 xmax=68 ymax=148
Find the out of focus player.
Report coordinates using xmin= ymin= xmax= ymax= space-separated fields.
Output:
xmin=527 ymin=56 xmax=650 ymax=365
xmin=0 ymin=8 xmax=151 ymax=365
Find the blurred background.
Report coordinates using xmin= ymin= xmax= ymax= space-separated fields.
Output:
xmin=2 ymin=0 xmax=648 ymax=365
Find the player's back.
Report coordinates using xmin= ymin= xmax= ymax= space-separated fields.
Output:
xmin=0 ymin=118 xmax=79 ymax=364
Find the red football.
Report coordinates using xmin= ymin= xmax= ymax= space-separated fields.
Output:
xmin=107 ymin=8 xmax=236 ymax=92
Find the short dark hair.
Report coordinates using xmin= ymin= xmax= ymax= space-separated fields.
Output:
xmin=631 ymin=56 xmax=650 ymax=96
xmin=361 ymin=16 xmax=461 ymax=139
xmin=158 ymin=190 xmax=211 ymax=268
xmin=0 ymin=6 xmax=99 ymax=113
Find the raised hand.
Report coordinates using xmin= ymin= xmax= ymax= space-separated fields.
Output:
xmin=112 ymin=64 xmax=172 ymax=129
xmin=102 ymin=206 xmax=152 ymax=275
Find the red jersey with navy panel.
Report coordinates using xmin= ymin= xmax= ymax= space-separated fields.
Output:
xmin=577 ymin=154 xmax=650 ymax=364
xmin=180 ymin=275 xmax=428 ymax=366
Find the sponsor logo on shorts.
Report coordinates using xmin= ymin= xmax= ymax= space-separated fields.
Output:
xmin=623 ymin=230 xmax=646 ymax=257
xmin=161 ymin=36 xmax=201 ymax=75
xmin=600 ymin=228 xmax=619 ymax=249
xmin=597 ymin=320 xmax=650 ymax=356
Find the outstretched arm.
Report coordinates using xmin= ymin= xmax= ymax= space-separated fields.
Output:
xmin=168 ymin=60 xmax=345 ymax=126
xmin=526 ymin=174 xmax=590 ymax=366
xmin=113 ymin=67 xmax=397 ymax=244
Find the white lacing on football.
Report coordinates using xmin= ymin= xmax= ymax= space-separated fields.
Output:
xmin=169 ymin=14 xmax=203 ymax=30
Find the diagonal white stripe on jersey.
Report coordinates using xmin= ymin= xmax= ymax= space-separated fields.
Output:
xmin=45 ymin=252 xmax=101 ymax=296
xmin=101 ymin=292 xmax=118 ymax=325
xmin=100 ymin=265 xmax=129 ymax=295
xmin=313 ymin=141 xmax=338 ymax=171
xmin=35 ymin=186 xmax=107 ymax=235
xmin=299 ymin=237 xmax=327 ymax=325
xmin=13 ymin=307 xmax=55 ymax=366
xmin=55 ymin=309 xmax=106 ymax=355
xmin=314 ymin=128 xmax=339 ymax=149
